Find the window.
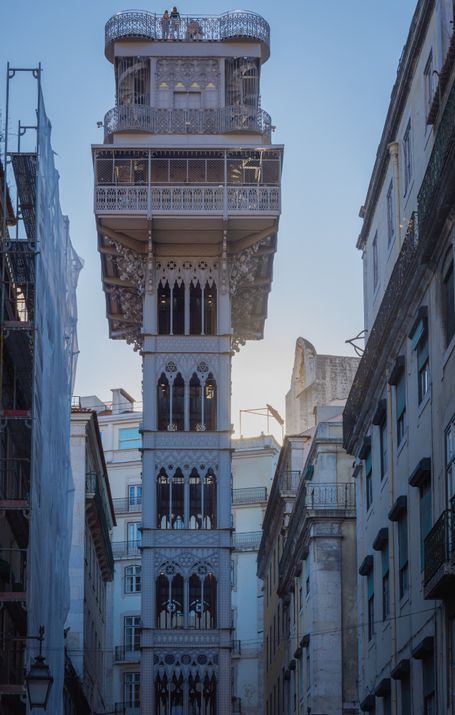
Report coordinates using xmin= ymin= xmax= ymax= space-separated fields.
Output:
xmin=367 ymin=570 xmax=375 ymax=640
xmin=124 ymin=615 xmax=141 ymax=652
xmin=380 ymin=419 xmax=388 ymax=481
xmin=387 ymin=180 xmax=395 ymax=246
xmin=383 ymin=691 xmax=392 ymax=715
xmin=157 ymin=372 xmax=184 ymax=431
xmin=443 ymin=255 xmax=455 ymax=346
xmin=128 ymin=484 xmax=142 ymax=509
xmin=124 ymin=672 xmax=140 ymax=708
xmin=398 ymin=514 xmax=409 ymax=598
xmin=403 ymin=119 xmax=413 ymax=194
xmin=410 ymin=310 xmax=429 ymax=403
xmin=157 ymin=468 xmax=216 ymax=530
xmin=373 ymin=232 xmax=379 ymax=292
xmin=155 ymin=672 xmax=217 ymax=714
xmin=396 ymin=370 xmax=406 ymax=445
xmin=424 ymin=51 xmax=434 ymax=115
xmin=420 ymin=479 xmax=432 ymax=570
xmin=381 ymin=540 xmax=390 ymax=621
xmin=401 ymin=674 xmax=411 ymax=715
xmin=125 ymin=564 xmax=141 ymax=593
xmin=189 ymin=372 xmax=217 ymax=432
xmin=447 ymin=415 xmax=455 ymax=501
xmin=423 ymin=654 xmax=435 ymax=715
xmin=127 ymin=522 xmax=141 ymax=554
xmin=365 ymin=447 xmax=373 ymax=510
xmin=156 ymin=571 xmax=217 ymax=629
xmin=119 ymin=427 xmax=141 ymax=449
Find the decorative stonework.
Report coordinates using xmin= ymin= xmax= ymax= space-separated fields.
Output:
xmin=105 ymin=236 xmax=146 ymax=292
xmin=153 ymin=648 xmax=219 ymax=678
xmin=156 ymin=257 xmax=218 ymax=289
xmin=156 ymin=58 xmax=220 ymax=90
xmin=155 ymin=551 xmax=219 ymax=575
xmin=153 ymin=450 xmax=219 ymax=474
xmin=156 ymin=353 xmax=220 ymax=380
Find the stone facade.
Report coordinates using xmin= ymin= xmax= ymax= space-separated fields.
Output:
xmin=343 ymin=1 xmax=455 ymax=712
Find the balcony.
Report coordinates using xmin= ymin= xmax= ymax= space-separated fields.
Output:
xmin=105 ymin=10 xmax=270 ymax=62
xmin=104 ymin=105 xmax=272 ymax=142
xmin=93 ymin=147 xmax=282 ymax=218
xmin=304 ymin=482 xmax=356 ymax=513
xmin=233 ymin=486 xmax=267 ymax=505
xmin=114 ymin=645 xmax=140 ymax=664
xmin=112 ymin=540 xmax=141 ymax=559
xmin=0 ymin=458 xmax=31 ymax=546
xmin=279 ymin=470 xmax=301 ymax=496
xmin=0 ymin=643 xmax=25 ymax=696
xmin=424 ymin=504 xmax=455 ymax=599
xmin=113 ymin=496 xmax=142 ymax=514
xmin=232 ymin=531 xmax=262 ymax=550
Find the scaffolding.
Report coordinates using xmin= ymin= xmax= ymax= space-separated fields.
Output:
xmin=0 ymin=64 xmax=82 ymax=713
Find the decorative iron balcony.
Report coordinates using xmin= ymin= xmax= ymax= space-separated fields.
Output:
xmin=104 ymin=105 xmax=272 ymax=142
xmin=114 ymin=645 xmax=140 ymax=663
xmin=105 ymin=10 xmax=270 ymax=61
xmin=233 ymin=486 xmax=267 ymax=505
xmin=112 ymin=540 xmax=141 ymax=559
xmin=304 ymin=482 xmax=356 ymax=512
xmin=232 ymin=531 xmax=262 ymax=550
xmin=424 ymin=503 xmax=455 ymax=599
xmin=113 ymin=496 xmax=142 ymax=514
xmin=279 ymin=470 xmax=301 ymax=495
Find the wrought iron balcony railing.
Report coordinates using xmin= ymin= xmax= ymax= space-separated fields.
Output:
xmin=232 ymin=531 xmax=262 ymax=550
xmin=113 ymin=496 xmax=142 ymax=514
xmin=95 ymin=184 xmax=280 ymax=216
xmin=104 ymin=105 xmax=272 ymax=142
xmin=279 ymin=470 xmax=301 ymax=495
xmin=424 ymin=502 xmax=455 ymax=597
xmin=233 ymin=486 xmax=267 ymax=505
xmin=112 ymin=540 xmax=141 ymax=559
xmin=105 ymin=10 xmax=270 ymax=61
xmin=304 ymin=482 xmax=356 ymax=511
xmin=114 ymin=645 xmax=140 ymax=663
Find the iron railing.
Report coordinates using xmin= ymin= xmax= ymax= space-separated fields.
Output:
xmin=233 ymin=531 xmax=262 ymax=550
xmin=104 ymin=105 xmax=272 ymax=142
xmin=304 ymin=482 xmax=356 ymax=511
xmin=424 ymin=503 xmax=455 ymax=585
xmin=279 ymin=470 xmax=301 ymax=495
xmin=95 ymin=184 xmax=280 ymax=216
xmin=113 ymin=496 xmax=142 ymax=514
xmin=105 ymin=10 xmax=270 ymax=60
xmin=418 ymin=77 xmax=455 ymax=228
xmin=233 ymin=486 xmax=267 ymax=505
xmin=112 ymin=540 xmax=141 ymax=559
xmin=114 ymin=645 xmax=140 ymax=663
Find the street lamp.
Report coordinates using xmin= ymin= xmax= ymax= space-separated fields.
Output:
xmin=24 ymin=627 xmax=53 ymax=709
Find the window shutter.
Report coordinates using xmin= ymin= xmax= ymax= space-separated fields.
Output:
xmin=396 ymin=374 xmax=406 ymax=419
xmin=398 ymin=516 xmax=408 ymax=569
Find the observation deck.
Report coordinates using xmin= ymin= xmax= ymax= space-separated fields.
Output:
xmin=105 ymin=10 xmax=271 ymax=62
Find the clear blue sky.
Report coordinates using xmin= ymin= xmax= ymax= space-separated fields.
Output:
xmin=0 ymin=0 xmax=418 ymax=439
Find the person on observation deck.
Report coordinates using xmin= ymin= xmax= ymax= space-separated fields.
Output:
xmin=160 ymin=9 xmax=170 ymax=39
xmin=170 ymin=6 xmax=181 ymax=39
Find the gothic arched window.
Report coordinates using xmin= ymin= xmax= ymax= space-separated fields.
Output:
xmin=157 ymin=373 xmax=169 ymax=430
xmin=204 ymin=283 xmax=217 ymax=335
xmin=189 ymin=373 xmax=202 ymax=430
xmin=190 ymin=281 xmax=202 ymax=335
xmin=158 ymin=282 xmax=171 ymax=335
xmin=204 ymin=373 xmax=217 ymax=431
xmin=172 ymin=281 xmax=185 ymax=335
xmin=188 ymin=572 xmax=217 ymax=629
xmin=157 ymin=469 xmax=184 ymax=529
xmin=172 ymin=373 xmax=184 ymax=430
xmin=203 ymin=470 xmax=216 ymax=529
xmin=156 ymin=572 xmax=184 ymax=629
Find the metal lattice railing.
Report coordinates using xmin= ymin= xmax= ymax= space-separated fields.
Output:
xmin=112 ymin=540 xmax=141 ymax=559
xmin=105 ymin=10 xmax=270 ymax=60
xmin=304 ymin=482 xmax=356 ymax=510
xmin=113 ymin=496 xmax=142 ymax=514
xmin=104 ymin=105 xmax=272 ymax=141
xmin=233 ymin=486 xmax=267 ymax=505
xmin=424 ymin=503 xmax=455 ymax=585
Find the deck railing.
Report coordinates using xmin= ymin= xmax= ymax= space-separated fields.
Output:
xmin=104 ymin=105 xmax=272 ymax=141
xmin=105 ymin=10 xmax=270 ymax=60
xmin=233 ymin=486 xmax=267 ymax=505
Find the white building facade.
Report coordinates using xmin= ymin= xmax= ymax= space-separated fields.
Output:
xmin=231 ymin=435 xmax=280 ymax=714
xmin=344 ymin=1 xmax=455 ymax=712
xmin=93 ymin=11 xmax=282 ymax=712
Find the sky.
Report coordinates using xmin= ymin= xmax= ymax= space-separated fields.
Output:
xmin=0 ymin=0 xmax=418 ymax=440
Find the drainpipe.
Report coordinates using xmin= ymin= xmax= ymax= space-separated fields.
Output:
xmin=388 ymin=141 xmax=402 ymax=255
xmin=387 ymin=383 xmax=398 ymax=714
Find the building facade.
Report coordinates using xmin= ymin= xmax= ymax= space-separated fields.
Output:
xmin=93 ymin=12 xmax=282 ymax=710
xmin=0 ymin=70 xmax=81 ymax=713
xmin=343 ymin=1 xmax=455 ymax=712
xmin=231 ymin=434 xmax=280 ymax=714
xmin=66 ymin=408 xmax=116 ymax=714
xmin=258 ymin=338 xmax=359 ymax=715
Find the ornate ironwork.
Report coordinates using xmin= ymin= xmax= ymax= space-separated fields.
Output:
xmin=418 ymin=78 xmax=455 ymax=228
xmin=105 ymin=10 xmax=270 ymax=61
xmin=304 ymin=482 xmax=356 ymax=510
xmin=424 ymin=503 xmax=455 ymax=585
xmin=103 ymin=105 xmax=272 ymax=141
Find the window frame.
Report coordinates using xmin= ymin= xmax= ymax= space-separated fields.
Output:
xmin=118 ymin=426 xmax=142 ymax=450
xmin=386 ymin=180 xmax=395 ymax=246
xmin=403 ymin=119 xmax=413 ymax=195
